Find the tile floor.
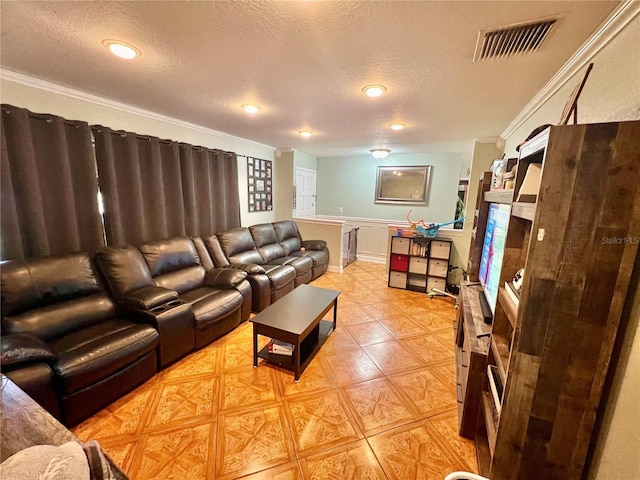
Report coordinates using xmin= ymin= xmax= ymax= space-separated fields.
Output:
xmin=72 ymin=261 xmax=478 ymax=479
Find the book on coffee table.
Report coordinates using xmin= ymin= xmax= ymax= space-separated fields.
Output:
xmin=268 ymin=339 xmax=294 ymax=356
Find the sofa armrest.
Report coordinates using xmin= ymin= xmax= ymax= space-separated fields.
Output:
xmin=228 ymin=263 xmax=266 ymax=275
xmin=205 ymin=268 xmax=248 ymax=289
xmin=301 ymin=239 xmax=327 ymax=251
xmin=0 ymin=334 xmax=57 ymax=371
xmin=120 ymin=286 xmax=179 ymax=310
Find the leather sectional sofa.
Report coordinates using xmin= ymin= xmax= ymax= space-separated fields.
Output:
xmin=0 ymin=220 xmax=328 ymax=426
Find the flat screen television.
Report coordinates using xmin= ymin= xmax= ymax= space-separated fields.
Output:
xmin=478 ymin=203 xmax=510 ymax=320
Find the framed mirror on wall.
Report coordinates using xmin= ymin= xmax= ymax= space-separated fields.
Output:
xmin=375 ymin=165 xmax=433 ymax=205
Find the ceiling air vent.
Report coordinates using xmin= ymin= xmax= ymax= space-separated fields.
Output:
xmin=473 ymin=18 xmax=557 ymax=62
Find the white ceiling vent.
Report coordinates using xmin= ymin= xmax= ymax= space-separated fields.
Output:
xmin=474 ymin=18 xmax=557 ymax=61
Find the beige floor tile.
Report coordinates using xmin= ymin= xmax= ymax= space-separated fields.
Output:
xmin=426 ymin=410 xmax=479 ymax=473
xmin=363 ymin=341 xmax=426 ymax=375
xmin=341 ymin=377 xmax=417 ymax=436
xmin=219 ymin=365 xmax=280 ymax=412
xmin=283 ymin=390 xmax=362 ymax=458
xmin=387 ymin=367 xmax=457 ymax=419
xmin=216 ymin=404 xmax=296 ymax=479
xmin=275 ymin=359 xmax=336 ymax=399
xmin=368 ymin=419 xmax=466 ymax=480
xmin=377 ymin=314 xmax=430 ymax=338
xmin=321 ymin=348 xmax=384 ymax=387
xmin=240 ymin=461 xmax=303 ymax=480
xmin=145 ymin=376 xmax=218 ymax=431
xmin=299 ymin=439 xmax=387 ymax=480
xmin=401 ymin=333 xmax=455 ymax=365
xmin=130 ymin=420 xmax=216 ymax=480
xmin=345 ymin=321 xmax=396 ymax=346
xmin=72 ymin=385 xmax=157 ymax=441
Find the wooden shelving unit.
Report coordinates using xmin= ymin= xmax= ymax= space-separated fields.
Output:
xmin=474 ymin=121 xmax=640 ymax=479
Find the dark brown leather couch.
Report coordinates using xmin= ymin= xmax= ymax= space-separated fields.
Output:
xmin=205 ymin=229 xmax=296 ymax=312
xmin=0 ymin=253 xmax=160 ymax=426
xmin=206 ymin=220 xmax=329 ymax=311
xmin=95 ymin=237 xmax=251 ymax=357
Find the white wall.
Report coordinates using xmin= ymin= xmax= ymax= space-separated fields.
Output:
xmin=499 ymin=10 xmax=639 ymax=479
xmin=0 ymin=73 xmax=280 ymax=226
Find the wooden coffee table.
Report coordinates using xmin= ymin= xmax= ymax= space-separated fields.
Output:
xmin=251 ymin=284 xmax=340 ymax=381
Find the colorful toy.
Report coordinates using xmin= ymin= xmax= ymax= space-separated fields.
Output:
xmin=406 ymin=210 xmax=465 ymax=238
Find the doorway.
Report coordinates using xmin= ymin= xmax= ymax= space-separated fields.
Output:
xmin=295 ymin=167 xmax=316 ymax=218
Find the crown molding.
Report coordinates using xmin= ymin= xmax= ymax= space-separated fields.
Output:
xmin=0 ymin=69 xmax=276 ymax=151
xmin=501 ymin=0 xmax=640 ymax=140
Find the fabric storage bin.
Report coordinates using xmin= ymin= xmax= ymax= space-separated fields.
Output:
xmin=409 ymin=257 xmax=428 ymax=274
xmin=391 ymin=237 xmax=410 ymax=255
xmin=390 ymin=254 xmax=409 ymax=272
xmin=430 ymin=240 xmax=451 ymax=259
xmin=389 ymin=271 xmax=407 ymax=289
xmin=427 ymin=276 xmax=446 ymax=291
xmin=428 ymin=259 xmax=448 ymax=277
xmin=408 ymin=275 xmax=427 ymax=288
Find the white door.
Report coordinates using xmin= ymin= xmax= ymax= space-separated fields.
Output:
xmin=295 ymin=167 xmax=316 ymax=218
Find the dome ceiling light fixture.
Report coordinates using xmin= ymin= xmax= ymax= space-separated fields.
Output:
xmin=389 ymin=122 xmax=406 ymax=130
xmin=241 ymin=104 xmax=261 ymax=114
xmin=298 ymin=130 xmax=313 ymax=137
xmin=102 ymin=40 xmax=140 ymax=59
xmin=370 ymin=148 xmax=391 ymax=159
xmin=362 ymin=85 xmax=387 ymax=98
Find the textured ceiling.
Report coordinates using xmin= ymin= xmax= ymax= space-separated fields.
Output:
xmin=0 ymin=1 xmax=620 ymax=157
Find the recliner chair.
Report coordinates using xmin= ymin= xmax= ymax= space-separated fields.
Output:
xmin=0 ymin=253 xmax=160 ymax=426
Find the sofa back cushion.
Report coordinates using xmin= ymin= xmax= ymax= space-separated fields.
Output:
xmin=249 ymin=224 xmax=286 ymax=263
xmin=216 ymin=228 xmax=264 ymax=265
xmin=203 ymin=235 xmax=231 ymax=268
xmin=1 ymin=254 xmax=117 ymax=342
xmin=95 ymin=246 xmax=154 ymax=298
xmin=139 ymin=237 xmax=207 ymax=294
xmin=273 ymin=220 xmax=302 ymax=256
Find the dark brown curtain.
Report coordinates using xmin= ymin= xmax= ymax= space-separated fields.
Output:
xmin=0 ymin=104 xmax=104 ymax=260
xmin=92 ymin=126 xmax=186 ymax=247
xmin=179 ymin=145 xmax=240 ymax=238
xmin=93 ymin=126 xmax=240 ymax=247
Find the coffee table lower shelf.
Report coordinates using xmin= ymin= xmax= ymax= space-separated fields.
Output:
xmin=257 ymin=320 xmax=334 ymax=380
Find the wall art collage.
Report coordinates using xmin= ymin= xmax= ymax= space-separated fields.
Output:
xmin=247 ymin=157 xmax=272 ymax=212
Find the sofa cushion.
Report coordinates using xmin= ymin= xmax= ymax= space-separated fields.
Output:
xmin=290 ymin=249 xmax=329 ymax=268
xmin=216 ymin=228 xmax=264 ymax=265
xmin=262 ymin=265 xmax=297 ymax=290
xmin=3 ymin=294 xmax=119 ymax=343
xmin=139 ymin=237 xmax=201 ymax=276
xmin=94 ymin=246 xmax=153 ymax=298
xmin=273 ymin=220 xmax=303 ymax=256
xmin=153 ymin=265 xmax=207 ymax=294
xmin=249 ymin=223 xmax=287 ymax=262
xmin=268 ymin=256 xmax=313 ymax=278
xmin=180 ymin=288 xmax=243 ymax=329
xmin=50 ymin=319 xmax=159 ymax=394
xmin=0 ymin=333 xmax=56 ymax=368
xmin=1 ymin=254 xmax=104 ymax=317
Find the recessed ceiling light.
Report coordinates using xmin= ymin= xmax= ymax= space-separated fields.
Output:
xmin=389 ymin=123 xmax=406 ymax=131
xmin=362 ymin=85 xmax=386 ymax=97
xmin=241 ymin=104 xmax=261 ymax=114
xmin=299 ymin=130 xmax=313 ymax=137
xmin=370 ymin=148 xmax=391 ymax=159
xmin=102 ymin=39 xmax=140 ymax=59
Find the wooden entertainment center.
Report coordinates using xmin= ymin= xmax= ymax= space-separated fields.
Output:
xmin=455 ymin=120 xmax=640 ymax=479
